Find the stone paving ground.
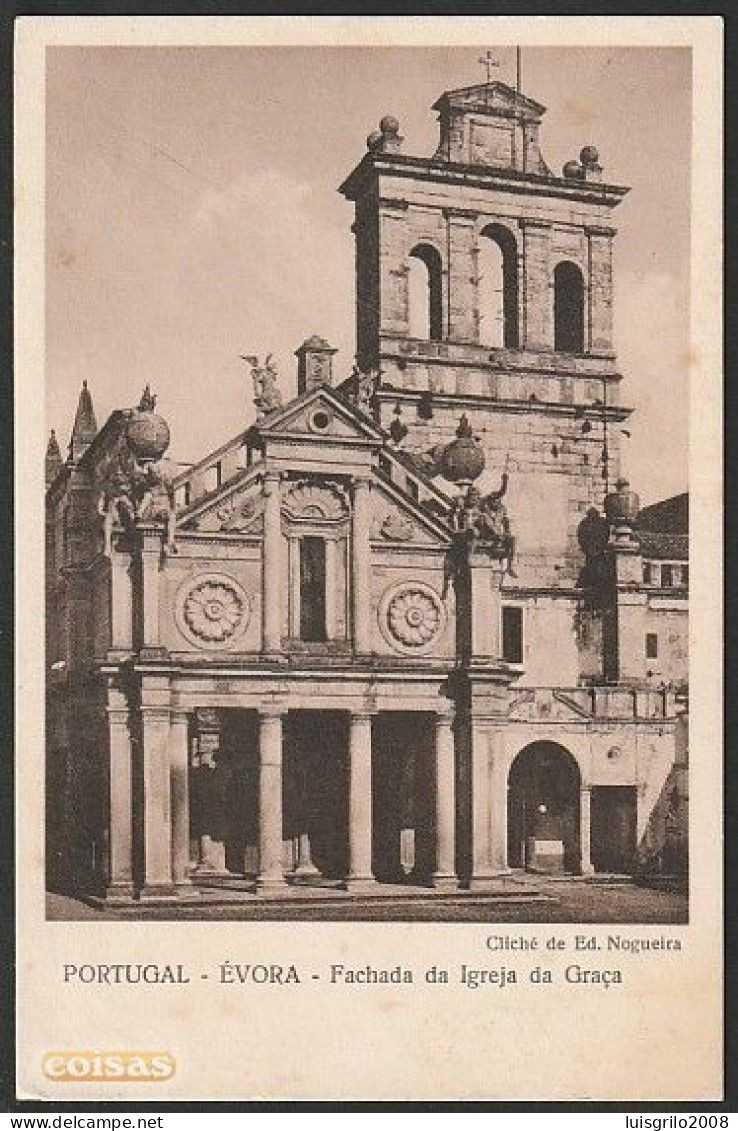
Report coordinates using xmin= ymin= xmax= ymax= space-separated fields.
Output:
xmin=46 ymin=874 xmax=687 ymax=923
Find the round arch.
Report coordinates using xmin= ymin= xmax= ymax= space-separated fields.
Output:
xmin=478 ymin=223 xmax=519 ymax=348
xmin=408 ymin=243 xmax=443 ymax=341
xmin=507 ymin=740 xmax=581 ymax=872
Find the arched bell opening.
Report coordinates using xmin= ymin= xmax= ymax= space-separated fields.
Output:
xmin=408 ymin=243 xmax=443 ymax=341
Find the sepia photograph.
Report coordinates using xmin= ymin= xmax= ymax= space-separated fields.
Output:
xmin=42 ymin=42 xmax=692 ymax=925
xmin=13 ymin=16 xmax=723 ymax=1103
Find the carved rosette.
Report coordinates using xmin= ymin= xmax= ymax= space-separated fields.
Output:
xmin=379 ymin=581 xmax=446 ymax=654
xmin=175 ymin=573 xmax=251 ymax=650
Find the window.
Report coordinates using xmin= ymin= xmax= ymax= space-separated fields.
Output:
xmin=501 ymin=605 xmax=524 ymax=664
xmin=645 ymin=632 xmax=658 ymax=660
xmin=643 ymin=562 xmax=653 ymax=585
xmin=408 ymin=244 xmax=443 ymax=341
xmin=554 ymin=261 xmax=585 ymax=352
xmin=478 ymin=224 xmax=519 ymax=348
xmin=299 ymin=536 xmax=327 ymax=642
xmin=406 ymin=478 xmax=419 ymax=502
xmin=681 ymin=564 xmax=689 ymax=587
xmin=661 ymin=563 xmax=674 ymax=588
xmin=378 ymin=454 xmax=392 ymax=480
xmin=215 ymin=461 xmax=222 ymax=489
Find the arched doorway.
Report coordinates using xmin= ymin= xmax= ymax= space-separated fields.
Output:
xmin=507 ymin=742 xmax=581 ymax=873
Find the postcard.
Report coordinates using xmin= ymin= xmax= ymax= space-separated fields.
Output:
xmin=15 ymin=15 xmax=723 ymax=1101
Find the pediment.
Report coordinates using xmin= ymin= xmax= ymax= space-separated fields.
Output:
xmin=370 ymin=481 xmax=451 ymax=547
xmin=258 ymin=386 xmax=383 ymax=444
xmin=179 ymin=473 xmax=264 ymax=534
xmin=434 ymin=82 xmax=546 ymax=120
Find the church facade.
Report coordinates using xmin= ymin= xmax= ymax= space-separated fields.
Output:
xmin=45 ymin=80 xmax=688 ymax=904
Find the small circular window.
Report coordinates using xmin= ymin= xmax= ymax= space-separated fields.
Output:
xmin=309 ymin=409 xmax=331 ymax=433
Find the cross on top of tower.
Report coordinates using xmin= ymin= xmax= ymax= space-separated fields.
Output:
xmin=477 ymin=50 xmax=500 ymax=84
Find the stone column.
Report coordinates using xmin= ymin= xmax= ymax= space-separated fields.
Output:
xmin=470 ymin=721 xmax=505 ymax=889
xmin=586 ymin=225 xmax=616 ymax=355
xmin=580 ymin=786 xmax=594 ymax=875
xmin=262 ymin=471 xmax=284 ymax=657
xmin=105 ymin=686 xmax=133 ymax=902
xmin=351 ymin=477 xmax=372 ymax=655
xmin=444 ymin=208 xmax=477 ymax=343
xmin=140 ymin=682 xmax=174 ymax=899
xmin=378 ymin=200 xmax=410 ymax=336
xmin=288 ymin=536 xmax=300 ymax=639
xmin=169 ymin=710 xmax=192 ymax=889
xmin=139 ymin=529 xmax=163 ymax=654
xmin=432 ymin=712 xmax=457 ymax=889
xmin=324 ymin=537 xmax=338 ymax=640
xmin=488 ymin=729 xmax=509 ymax=873
xmin=256 ymin=704 xmax=287 ymax=892
xmin=521 ymin=219 xmax=552 ymax=351
xmin=346 ymin=711 xmax=375 ymax=891
xmin=109 ymin=543 xmax=133 ymax=653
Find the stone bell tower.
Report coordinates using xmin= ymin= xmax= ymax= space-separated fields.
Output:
xmin=339 ymin=79 xmax=634 ymax=588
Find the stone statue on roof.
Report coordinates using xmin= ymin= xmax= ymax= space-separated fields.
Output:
xmin=243 ymin=354 xmax=283 ymax=420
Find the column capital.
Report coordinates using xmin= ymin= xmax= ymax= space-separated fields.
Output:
xmin=442 ymin=206 xmax=477 ymax=223
xmin=519 ymin=217 xmax=552 ymax=231
xmin=139 ymin=706 xmax=171 ymax=724
xmin=584 ymin=223 xmax=616 ymax=238
xmin=434 ymin=709 xmax=455 ymax=729
xmin=349 ymin=709 xmax=375 ymax=725
xmin=263 ymin=469 xmax=282 ymax=487
xmin=352 ymin=474 xmax=372 ymax=490
xmin=259 ymin=701 xmax=287 ymax=720
xmin=170 ymin=709 xmax=190 ymax=727
xmin=106 ymin=706 xmax=129 ymax=725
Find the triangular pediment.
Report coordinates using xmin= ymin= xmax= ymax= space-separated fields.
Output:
xmin=258 ymin=385 xmax=384 ymax=444
xmin=178 ymin=465 xmax=264 ymax=534
xmin=370 ymin=479 xmax=451 ymax=547
xmin=433 ymin=82 xmax=546 ymax=119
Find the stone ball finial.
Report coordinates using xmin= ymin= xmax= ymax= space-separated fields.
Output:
xmin=563 ymin=159 xmax=583 ymax=179
xmin=380 ymin=115 xmax=400 ymax=136
xmin=126 ymin=385 xmax=170 ymax=463
xmin=366 ymin=130 xmax=382 ymax=150
xmin=439 ymin=413 xmax=486 ymax=486
xmin=580 ymin=145 xmax=600 ymax=168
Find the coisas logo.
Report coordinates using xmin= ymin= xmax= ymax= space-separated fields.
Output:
xmin=42 ymin=1051 xmax=176 ymax=1082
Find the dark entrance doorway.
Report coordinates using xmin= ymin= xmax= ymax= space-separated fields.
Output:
xmin=590 ymin=786 xmax=637 ymax=873
xmin=507 ymin=742 xmax=581 ymax=872
xmin=284 ymin=711 xmax=348 ymax=880
xmin=372 ymin=713 xmax=435 ymax=883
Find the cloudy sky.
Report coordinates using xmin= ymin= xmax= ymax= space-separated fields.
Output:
xmin=45 ymin=45 xmax=690 ymax=504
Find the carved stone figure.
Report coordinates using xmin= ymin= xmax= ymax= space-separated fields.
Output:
xmin=345 ymin=365 xmax=381 ymax=414
xmin=244 ymin=354 xmax=283 ymax=420
xmin=96 ymin=388 xmax=178 ymax=556
xmin=216 ymin=494 xmax=263 ymax=533
xmin=379 ymin=512 xmax=416 ymax=542
xmin=449 ymin=473 xmax=515 ymax=572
